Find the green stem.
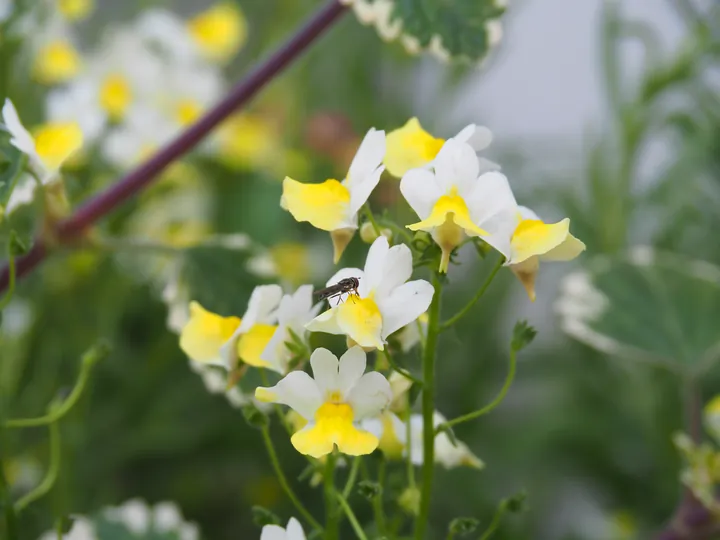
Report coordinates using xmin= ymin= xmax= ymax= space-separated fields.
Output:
xmin=406 ymin=414 xmax=416 ymax=488
xmin=415 ymin=272 xmax=442 ymax=540
xmin=363 ymin=204 xmax=382 ymax=237
xmin=342 ymin=457 xmax=362 ymax=499
xmin=477 ymin=503 xmax=507 ymax=540
xmin=439 ymin=345 xmax=517 ymax=432
xmin=5 ymin=346 xmax=103 ymax=428
xmin=260 ymin=426 xmax=322 ymax=532
xmin=374 ymin=459 xmax=387 ymax=535
xmin=324 ymin=453 xmax=339 ymax=540
xmin=379 ymin=219 xmax=413 ymax=244
xmin=0 ymin=253 xmax=16 ymax=311
xmin=0 ymin=459 xmax=18 ymax=540
xmin=439 ymin=256 xmax=504 ymax=332
xmin=336 ymin=493 xmax=369 ymax=540
xmin=15 ymin=420 xmax=61 ymax=512
xmin=383 ymin=348 xmax=423 ymax=385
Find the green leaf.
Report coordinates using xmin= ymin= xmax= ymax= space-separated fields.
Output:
xmin=449 ymin=517 xmax=480 ymax=535
xmin=511 ymin=320 xmax=536 ymax=352
xmin=557 ymin=249 xmax=720 ymax=373
xmin=345 ymin=0 xmax=506 ymax=63
xmin=251 ymin=505 xmax=281 ymax=527
xmin=357 ymin=480 xmax=382 ymax=500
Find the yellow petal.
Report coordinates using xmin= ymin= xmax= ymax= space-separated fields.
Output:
xmin=541 ymin=232 xmax=586 ymax=261
xmin=331 ymin=228 xmax=355 ymax=264
xmin=187 ymin=3 xmax=247 ymax=63
xmin=179 ymin=302 xmax=241 ymax=363
xmin=510 ymin=257 xmax=539 ymax=302
xmin=100 ymin=74 xmax=132 ymax=121
xmin=217 ymin=114 xmax=277 ymax=170
xmin=511 ymin=218 xmax=570 ymax=264
xmin=282 ymin=177 xmax=351 ymax=231
xmin=33 ymin=123 xmax=84 ymax=172
xmin=237 ymin=323 xmax=278 ymax=368
xmin=58 ymin=0 xmax=94 ymax=21
xmin=377 ymin=413 xmax=405 ymax=459
xmin=291 ymin=403 xmax=378 ymax=458
xmin=384 ymin=117 xmax=444 ymax=177
xmin=33 ymin=40 xmax=82 ymax=85
xmin=336 ymin=295 xmax=384 ymax=350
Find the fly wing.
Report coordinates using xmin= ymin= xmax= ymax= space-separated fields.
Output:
xmin=313 ymin=285 xmax=338 ymax=299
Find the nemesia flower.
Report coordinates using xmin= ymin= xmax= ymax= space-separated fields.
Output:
xmin=46 ymin=79 xmax=106 ymax=145
xmin=407 ymin=412 xmax=484 ymax=469
xmin=282 ymin=128 xmax=386 ymax=263
xmin=38 ymin=517 xmax=96 ymax=540
xmin=260 ymin=285 xmax=321 ymax=374
xmin=103 ymin=499 xmax=200 ymax=540
xmin=186 ymin=3 xmax=247 ymax=63
xmin=179 ymin=285 xmax=282 ymax=370
xmin=1 ymin=99 xmax=83 ymax=179
xmin=157 ymin=62 xmax=224 ymax=128
xmin=261 ymin=517 xmax=306 ymax=540
xmin=306 ymin=236 xmax=433 ymax=350
xmin=396 ymin=312 xmax=428 ymax=352
xmin=400 ymin=139 xmax=513 ymax=272
xmin=385 ymin=117 xmax=497 ymax=178
xmin=362 ymin=410 xmax=406 ymax=460
xmin=255 ymin=347 xmax=392 ymax=457
xmin=30 ymin=17 xmax=83 ymax=85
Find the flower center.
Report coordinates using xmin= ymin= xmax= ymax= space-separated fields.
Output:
xmin=187 ymin=3 xmax=246 ymax=62
xmin=58 ymin=0 xmax=93 ymax=21
xmin=174 ymin=99 xmax=203 ymax=127
xmin=100 ymin=74 xmax=132 ymax=120
xmin=336 ymin=295 xmax=384 ymax=350
xmin=34 ymin=123 xmax=84 ymax=172
xmin=33 ymin=40 xmax=82 ymax=84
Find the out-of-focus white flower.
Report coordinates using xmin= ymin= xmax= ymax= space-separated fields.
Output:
xmin=396 ymin=312 xmax=428 ymax=352
xmin=30 ymin=16 xmax=83 ymax=85
xmin=0 ymin=299 xmax=34 ymax=337
xmin=261 ymin=517 xmax=306 ymax=540
xmin=307 ymin=236 xmax=433 ymax=350
xmin=0 ymin=0 xmax=12 ymax=23
xmin=101 ymin=499 xmax=199 ymax=539
xmin=282 ymin=128 xmax=386 ymax=263
xmin=38 ymin=517 xmax=96 ymax=540
xmin=256 ymin=347 xmax=392 ymax=457
xmin=408 ymin=412 xmax=484 ymax=469
xmin=46 ymin=79 xmax=105 ymax=144
xmin=154 ymin=62 xmax=224 ymax=129
xmin=57 ymin=0 xmax=95 ymax=22
xmin=104 ymin=499 xmax=151 ymax=535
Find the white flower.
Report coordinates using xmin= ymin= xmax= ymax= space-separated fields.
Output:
xmin=261 ymin=517 xmax=306 ymax=540
xmin=46 ymin=79 xmax=106 ymax=144
xmin=255 ymin=347 xmax=392 ymax=457
xmin=38 ymin=517 xmax=96 ymax=540
xmin=400 ymin=139 xmax=517 ymax=272
xmin=179 ymin=284 xmax=282 ymax=370
xmin=281 ymin=128 xmax=386 ymax=262
xmin=29 ymin=15 xmax=82 ymax=85
xmin=408 ymin=412 xmax=484 ymax=469
xmin=153 ymin=502 xmax=183 ymax=532
xmin=104 ymin=499 xmax=151 ymax=535
xmin=306 ymin=236 xmax=433 ymax=350
xmin=260 ymin=285 xmax=321 ymax=374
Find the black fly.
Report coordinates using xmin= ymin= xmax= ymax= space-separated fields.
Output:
xmin=314 ymin=277 xmax=360 ymax=305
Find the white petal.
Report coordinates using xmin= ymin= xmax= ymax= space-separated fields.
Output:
xmin=361 ymin=417 xmax=383 ymax=438
xmin=363 ymin=236 xmax=390 ymax=293
xmin=306 ymin=309 xmax=344 ymax=335
xmin=349 ymin=165 xmax=384 ymax=216
xmin=347 ymin=128 xmax=386 ymax=184
xmin=477 ymin=209 xmax=516 ymax=260
xmin=465 ymin=171 xmax=518 ymax=225
xmin=452 ymin=124 xmax=493 ymax=151
xmin=347 ymin=372 xmax=392 ymax=420
xmin=390 ymin=412 xmax=408 ymax=445
xmin=476 ymin=157 xmax=501 ymax=176
xmin=256 ymin=371 xmax=322 ymax=420
xmin=260 ymin=525 xmax=288 ymax=540
xmin=239 ymin=285 xmax=283 ymax=332
xmin=517 ymin=205 xmax=540 ymax=221
xmin=400 ymin=168 xmax=443 ymax=219
xmin=259 ymin=324 xmax=289 ymax=374
xmin=2 ymin=99 xmax=36 ymax=158
xmin=286 ymin=517 xmax=306 ymax=540
xmin=433 ymin=140 xmax=479 ymax=193
xmin=375 ymin=243 xmax=413 ymax=298
xmin=153 ymin=502 xmax=182 ymax=532
xmin=377 ymin=280 xmax=434 ymax=339
xmin=310 ymin=348 xmax=340 ymax=396
xmin=338 ymin=346 xmax=366 ymax=395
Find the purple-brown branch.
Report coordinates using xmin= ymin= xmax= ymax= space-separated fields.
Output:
xmin=0 ymin=0 xmax=347 ymax=291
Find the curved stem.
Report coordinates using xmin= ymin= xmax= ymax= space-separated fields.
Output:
xmin=383 ymin=348 xmax=423 ymax=385
xmin=0 ymin=459 xmax=18 ymax=540
xmin=342 ymin=457 xmax=362 ymax=499
xmin=477 ymin=502 xmax=507 ymax=540
xmin=15 ymin=420 xmax=60 ymax=512
xmin=260 ymin=426 xmax=322 ymax=532
xmin=439 ymin=256 xmax=504 ymax=332
xmin=363 ymin=204 xmax=382 ymax=237
xmin=336 ymin=493 xmax=369 ymax=540
xmin=415 ymin=272 xmax=442 ymax=540
xmin=324 ymin=453 xmax=339 ymax=540
xmin=439 ymin=345 xmax=517 ymax=432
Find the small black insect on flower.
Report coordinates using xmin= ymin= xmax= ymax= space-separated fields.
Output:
xmin=313 ymin=277 xmax=360 ymax=305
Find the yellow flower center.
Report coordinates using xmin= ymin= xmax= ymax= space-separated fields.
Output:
xmin=33 ymin=40 xmax=82 ymax=85
xmin=58 ymin=0 xmax=94 ymax=21
xmin=237 ymin=323 xmax=278 ymax=368
xmin=33 ymin=122 xmax=84 ymax=172
xmin=291 ymin=402 xmax=378 ymax=458
xmin=175 ymin=99 xmax=203 ymax=127
xmin=336 ymin=294 xmax=384 ymax=350
xmin=100 ymin=75 xmax=132 ymax=120
xmin=384 ymin=117 xmax=445 ymax=177
xmin=218 ymin=114 xmax=276 ymax=169
xmin=282 ymin=177 xmax=351 ymax=232
xmin=187 ymin=3 xmax=247 ymax=63
xmin=179 ymin=302 xmax=241 ymax=363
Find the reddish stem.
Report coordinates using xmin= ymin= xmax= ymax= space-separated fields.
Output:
xmin=0 ymin=0 xmax=347 ymax=291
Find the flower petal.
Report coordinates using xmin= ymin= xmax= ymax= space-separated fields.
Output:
xmin=260 ymin=525 xmax=287 ymax=540
xmin=362 ymin=236 xmax=390 ymax=293
xmin=433 ymin=139 xmax=479 ymax=193
xmin=347 ymin=128 xmax=386 ymax=185
xmin=452 ymin=124 xmax=493 ymax=152
xmin=511 ymin=218 xmax=570 ymax=264
xmin=179 ymin=302 xmax=241 ymax=364
xmin=286 ymin=518 xmax=306 ymax=540
xmin=255 ymin=371 xmax=322 ymax=420
xmin=510 ymin=256 xmax=540 ymax=302
xmin=239 ymin=284 xmax=282 ymax=332
xmin=2 ymin=99 xmax=36 ymax=158
xmin=348 ymin=165 xmax=384 ymax=216
xmin=347 ymin=372 xmax=392 ymax=420
xmin=306 ymin=308 xmax=344 ymax=336
xmin=291 ymin=403 xmax=378 ymax=457
xmin=399 ymin=168 xmax=443 ymax=220
xmin=310 ymin=347 xmax=340 ymax=397
xmin=407 ymin=192 xmax=487 ymax=238
xmin=384 ymin=118 xmax=444 ymax=178
xmin=282 ymin=176 xmax=352 ymax=231
xmin=377 ymin=280 xmax=434 ymax=339
xmin=237 ymin=323 xmax=277 ymax=368
xmin=541 ymin=232 xmax=586 ymax=261
xmin=336 ymin=296 xmax=385 ymax=350
xmin=338 ymin=346 xmax=367 ymax=395
xmin=465 ymin=171 xmax=518 ymax=225
xmin=376 ymin=243 xmax=413 ymax=298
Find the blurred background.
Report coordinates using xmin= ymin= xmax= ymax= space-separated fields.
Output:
xmin=1 ymin=0 xmax=720 ymax=538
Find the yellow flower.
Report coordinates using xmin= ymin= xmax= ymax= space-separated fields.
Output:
xmin=33 ymin=40 xmax=82 ymax=85
xmin=187 ymin=3 xmax=247 ymax=63
xmin=217 ymin=114 xmax=279 ymax=170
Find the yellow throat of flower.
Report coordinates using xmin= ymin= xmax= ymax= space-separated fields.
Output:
xmin=100 ymin=74 xmax=132 ymax=121
xmin=187 ymin=3 xmax=247 ymax=63
xmin=34 ymin=123 xmax=84 ymax=172
xmin=336 ymin=293 xmax=384 ymax=350
xmin=33 ymin=40 xmax=82 ymax=85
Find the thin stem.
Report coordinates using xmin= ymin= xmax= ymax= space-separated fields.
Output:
xmin=440 ymin=345 xmax=517 ymax=432
xmin=15 ymin=420 xmax=61 ymax=512
xmin=0 ymin=253 xmax=16 ymax=311
xmin=374 ymin=459 xmax=387 ymax=536
xmin=324 ymin=453 xmax=339 ymax=540
xmin=384 ymin=348 xmax=423 ymax=385
xmin=363 ymin=205 xmax=382 ymax=237
xmin=406 ymin=414 xmax=416 ymax=488
xmin=379 ymin=219 xmax=414 ymax=245
xmin=477 ymin=503 xmax=507 ymax=540
xmin=415 ymin=272 xmax=442 ymax=540
xmin=0 ymin=0 xmax=348 ymax=293
xmin=336 ymin=493 xmax=369 ymax=540
xmin=0 ymin=458 xmax=18 ymax=540
xmin=260 ymin=426 xmax=322 ymax=532
xmin=439 ymin=256 xmax=504 ymax=332
xmin=342 ymin=457 xmax=362 ymax=499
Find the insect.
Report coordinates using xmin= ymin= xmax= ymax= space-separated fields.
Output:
xmin=313 ymin=277 xmax=360 ymax=305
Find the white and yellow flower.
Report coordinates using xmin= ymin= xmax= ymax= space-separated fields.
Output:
xmin=179 ymin=285 xmax=282 ymax=371
xmin=255 ymin=347 xmax=392 ymax=457
xmin=2 ymin=99 xmax=83 ymax=180
xmin=400 ymin=139 xmax=514 ymax=272
xmin=407 ymin=412 xmax=484 ymax=469
xmin=30 ymin=17 xmax=83 ymax=85
xmin=385 ymin=117 xmax=497 ymax=178
xmin=260 ymin=285 xmax=321 ymax=374
xmin=261 ymin=517 xmax=306 ymax=540
xmin=306 ymin=236 xmax=433 ymax=351
xmin=281 ymin=128 xmax=386 ymax=263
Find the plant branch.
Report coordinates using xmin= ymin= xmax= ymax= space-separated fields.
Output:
xmin=324 ymin=452 xmax=339 ymax=540
xmin=0 ymin=457 xmax=18 ymax=540
xmin=0 ymin=0 xmax=348 ymax=293
xmin=14 ymin=420 xmax=60 ymax=512
xmin=383 ymin=347 xmax=423 ymax=385
xmin=336 ymin=493 xmax=369 ymax=540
